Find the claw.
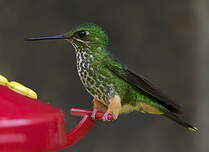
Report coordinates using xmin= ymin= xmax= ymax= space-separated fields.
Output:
xmin=102 ymin=112 xmax=113 ymax=121
xmin=91 ymin=109 xmax=98 ymax=120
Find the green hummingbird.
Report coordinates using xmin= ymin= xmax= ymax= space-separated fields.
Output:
xmin=26 ymin=23 xmax=197 ymax=131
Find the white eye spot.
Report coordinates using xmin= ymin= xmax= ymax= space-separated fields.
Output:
xmin=86 ymin=31 xmax=90 ymax=36
xmin=97 ymin=47 xmax=102 ymax=50
xmin=95 ymin=37 xmax=100 ymax=41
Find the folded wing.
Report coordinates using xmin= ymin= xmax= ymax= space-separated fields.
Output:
xmin=104 ymin=56 xmax=182 ymax=114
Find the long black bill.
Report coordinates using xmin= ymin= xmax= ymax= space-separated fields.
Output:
xmin=24 ymin=34 xmax=65 ymax=41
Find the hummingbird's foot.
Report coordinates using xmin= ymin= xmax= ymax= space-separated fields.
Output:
xmin=102 ymin=111 xmax=114 ymax=121
xmin=102 ymin=95 xmax=121 ymax=121
xmin=91 ymin=109 xmax=98 ymax=120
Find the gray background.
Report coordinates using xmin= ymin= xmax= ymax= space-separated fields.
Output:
xmin=0 ymin=0 xmax=208 ymax=152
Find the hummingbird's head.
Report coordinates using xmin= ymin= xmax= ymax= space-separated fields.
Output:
xmin=25 ymin=23 xmax=109 ymax=52
xmin=64 ymin=24 xmax=108 ymax=51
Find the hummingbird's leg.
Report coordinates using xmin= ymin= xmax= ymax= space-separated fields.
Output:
xmin=91 ymin=109 xmax=98 ymax=120
xmin=102 ymin=95 xmax=122 ymax=121
xmin=92 ymin=98 xmax=107 ymax=119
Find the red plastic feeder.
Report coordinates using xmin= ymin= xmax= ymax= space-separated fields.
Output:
xmin=0 ymin=85 xmax=113 ymax=152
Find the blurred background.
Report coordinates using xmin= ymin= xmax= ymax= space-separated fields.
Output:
xmin=0 ymin=0 xmax=208 ymax=152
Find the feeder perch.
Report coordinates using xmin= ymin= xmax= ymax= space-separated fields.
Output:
xmin=0 ymin=85 xmax=113 ymax=152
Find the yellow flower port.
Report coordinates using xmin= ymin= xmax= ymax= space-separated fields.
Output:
xmin=0 ymin=75 xmax=37 ymax=99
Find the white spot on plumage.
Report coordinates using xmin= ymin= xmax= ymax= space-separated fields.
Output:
xmin=95 ymin=37 xmax=100 ymax=41
xmin=73 ymin=43 xmax=115 ymax=105
xmin=97 ymin=47 xmax=102 ymax=50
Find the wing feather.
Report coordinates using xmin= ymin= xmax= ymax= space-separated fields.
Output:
xmin=104 ymin=57 xmax=182 ymax=114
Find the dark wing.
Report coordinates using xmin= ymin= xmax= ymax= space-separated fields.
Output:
xmin=104 ymin=57 xmax=182 ymax=114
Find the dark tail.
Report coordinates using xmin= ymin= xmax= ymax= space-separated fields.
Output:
xmin=164 ymin=111 xmax=198 ymax=132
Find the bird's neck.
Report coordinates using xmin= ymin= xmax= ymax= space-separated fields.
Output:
xmin=75 ymin=44 xmax=108 ymax=64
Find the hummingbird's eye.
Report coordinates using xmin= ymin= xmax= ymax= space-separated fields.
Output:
xmin=76 ymin=31 xmax=89 ymax=39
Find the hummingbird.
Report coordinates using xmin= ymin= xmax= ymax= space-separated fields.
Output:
xmin=26 ymin=23 xmax=197 ymax=131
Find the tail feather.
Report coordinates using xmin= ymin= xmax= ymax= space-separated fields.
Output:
xmin=164 ymin=112 xmax=198 ymax=132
